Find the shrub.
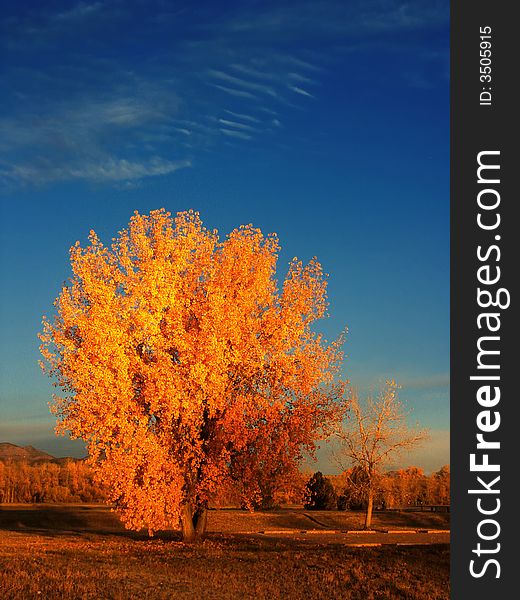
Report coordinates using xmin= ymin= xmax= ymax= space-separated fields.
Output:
xmin=304 ymin=472 xmax=337 ymax=510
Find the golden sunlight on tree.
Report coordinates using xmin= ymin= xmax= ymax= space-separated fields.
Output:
xmin=334 ymin=381 xmax=429 ymax=529
xmin=39 ymin=209 xmax=347 ymax=542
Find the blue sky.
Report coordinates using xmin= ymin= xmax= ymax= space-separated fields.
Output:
xmin=0 ymin=0 xmax=449 ymax=472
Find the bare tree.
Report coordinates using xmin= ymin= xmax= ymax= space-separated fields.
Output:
xmin=334 ymin=380 xmax=429 ymax=528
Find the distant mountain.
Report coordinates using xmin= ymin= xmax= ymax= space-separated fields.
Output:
xmin=0 ymin=442 xmax=79 ymax=464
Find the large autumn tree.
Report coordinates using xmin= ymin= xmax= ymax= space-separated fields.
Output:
xmin=40 ymin=209 xmax=346 ymax=541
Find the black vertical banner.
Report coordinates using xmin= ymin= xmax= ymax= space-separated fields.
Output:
xmin=451 ymin=1 xmax=516 ymax=598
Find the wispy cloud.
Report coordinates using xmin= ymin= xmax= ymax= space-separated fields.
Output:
xmin=288 ymin=85 xmax=314 ymax=98
xmin=219 ymin=129 xmax=252 ymax=141
xmin=0 ymin=1 xmax=121 ymax=49
xmin=218 ymin=1 xmax=448 ymax=39
xmin=288 ymin=72 xmax=316 ymax=85
xmin=223 ymin=109 xmax=261 ymax=124
xmin=0 ymin=66 xmax=193 ymax=187
xmin=52 ymin=2 xmax=105 ymax=22
xmin=0 ymin=0 xmax=448 ymax=189
xmin=278 ymin=55 xmax=323 ymax=72
xmin=257 ymin=106 xmax=279 ymax=116
xmin=210 ymin=84 xmax=257 ymax=99
xmin=208 ymin=69 xmax=277 ymax=97
xmin=0 ymin=2 xmax=337 ymax=188
xmin=70 ymin=157 xmax=191 ymax=182
xmin=217 ymin=118 xmax=257 ymax=132
xmin=229 ymin=63 xmax=275 ymax=80
xmin=2 ymin=157 xmax=191 ymax=185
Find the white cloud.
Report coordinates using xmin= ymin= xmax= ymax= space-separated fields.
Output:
xmin=278 ymin=55 xmax=322 ymax=72
xmin=219 ymin=128 xmax=252 ymax=141
xmin=0 ymin=0 xmax=448 ymax=190
xmin=288 ymin=72 xmax=316 ymax=85
xmin=221 ymin=1 xmax=448 ymax=40
xmin=223 ymin=109 xmax=261 ymax=123
xmin=210 ymin=84 xmax=257 ymax=99
xmin=70 ymin=157 xmax=191 ymax=181
xmin=288 ymin=85 xmax=314 ymax=98
xmin=208 ymin=69 xmax=277 ymax=97
xmin=52 ymin=2 xmax=105 ymax=22
xmin=0 ymin=70 xmax=191 ymax=187
xmin=3 ymin=157 xmax=191 ymax=185
xmin=218 ymin=118 xmax=256 ymax=132
xmin=229 ymin=63 xmax=274 ymax=80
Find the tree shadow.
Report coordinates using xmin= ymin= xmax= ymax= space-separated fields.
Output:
xmin=373 ymin=510 xmax=450 ymax=529
xmin=0 ymin=506 xmax=304 ymax=549
xmin=0 ymin=505 xmax=181 ymax=541
xmin=0 ymin=505 xmax=449 ymax=544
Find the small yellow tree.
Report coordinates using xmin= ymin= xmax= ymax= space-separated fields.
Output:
xmin=40 ymin=209 xmax=346 ymax=541
xmin=334 ymin=381 xmax=428 ymax=528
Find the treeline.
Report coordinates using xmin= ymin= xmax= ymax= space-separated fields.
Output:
xmin=0 ymin=460 xmax=107 ymax=503
xmin=213 ymin=465 xmax=450 ymax=510
xmin=0 ymin=458 xmax=449 ymax=509
xmin=304 ymin=466 xmax=450 ymax=511
xmin=370 ymin=465 xmax=450 ymax=508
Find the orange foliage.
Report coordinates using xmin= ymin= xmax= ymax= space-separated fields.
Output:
xmin=333 ymin=465 xmax=450 ymax=510
xmin=40 ymin=209 xmax=346 ymax=537
xmin=0 ymin=459 xmax=107 ymax=504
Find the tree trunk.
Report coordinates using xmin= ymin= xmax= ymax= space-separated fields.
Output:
xmin=180 ymin=502 xmax=208 ymax=543
xmin=364 ymin=490 xmax=374 ymax=529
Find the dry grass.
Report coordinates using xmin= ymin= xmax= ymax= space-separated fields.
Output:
xmin=0 ymin=505 xmax=449 ymax=599
xmin=293 ymin=510 xmax=449 ymax=531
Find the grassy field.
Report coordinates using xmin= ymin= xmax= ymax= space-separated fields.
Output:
xmin=0 ymin=503 xmax=450 ymax=533
xmin=0 ymin=505 xmax=450 ymax=599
